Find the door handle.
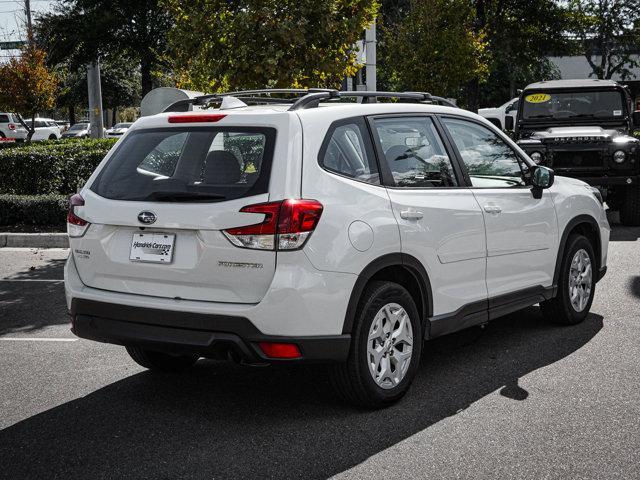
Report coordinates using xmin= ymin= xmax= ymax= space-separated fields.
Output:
xmin=483 ymin=205 xmax=502 ymax=214
xmin=400 ymin=210 xmax=424 ymax=220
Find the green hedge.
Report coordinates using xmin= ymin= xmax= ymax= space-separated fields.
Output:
xmin=0 ymin=194 xmax=68 ymax=228
xmin=0 ymin=138 xmax=117 ymax=195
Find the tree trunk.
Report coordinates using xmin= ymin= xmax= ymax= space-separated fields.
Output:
xmin=112 ymin=108 xmax=117 ymax=125
xmin=141 ymin=57 xmax=153 ymax=97
xmin=25 ymin=115 xmax=36 ymax=144
xmin=68 ymin=105 xmax=76 ymax=126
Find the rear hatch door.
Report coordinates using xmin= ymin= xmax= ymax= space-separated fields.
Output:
xmin=72 ymin=119 xmax=282 ymax=304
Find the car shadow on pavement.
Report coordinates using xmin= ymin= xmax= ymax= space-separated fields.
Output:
xmin=0 ymin=307 xmax=603 ymax=480
xmin=0 ymin=258 xmax=67 ymax=336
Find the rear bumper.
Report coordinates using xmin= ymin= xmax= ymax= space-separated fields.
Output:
xmin=71 ymin=298 xmax=351 ymax=363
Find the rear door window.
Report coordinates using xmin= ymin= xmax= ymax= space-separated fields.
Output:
xmin=0 ymin=114 xmax=9 ymax=123
xmin=372 ymin=116 xmax=459 ymax=188
xmin=90 ymin=127 xmax=276 ymax=202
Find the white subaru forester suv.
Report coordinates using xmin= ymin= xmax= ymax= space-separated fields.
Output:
xmin=65 ymin=89 xmax=609 ymax=407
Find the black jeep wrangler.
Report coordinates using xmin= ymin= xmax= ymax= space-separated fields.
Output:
xmin=515 ymin=79 xmax=640 ymax=225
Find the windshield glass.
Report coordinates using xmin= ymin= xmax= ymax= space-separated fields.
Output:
xmin=90 ymin=127 xmax=276 ymax=202
xmin=522 ymin=90 xmax=625 ymax=120
xmin=69 ymin=123 xmax=88 ymax=131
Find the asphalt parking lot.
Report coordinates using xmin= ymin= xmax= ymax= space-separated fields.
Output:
xmin=1 ymin=218 xmax=639 ymax=480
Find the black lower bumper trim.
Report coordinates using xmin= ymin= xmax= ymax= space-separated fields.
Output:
xmin=71 ymin=299 xmax=350 ymax=363
xmin=569 ymin=175 xmax=640 ymax=186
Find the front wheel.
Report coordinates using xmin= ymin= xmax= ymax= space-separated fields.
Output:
xmin=126 ymin=346 xmax=199 ymax=372
xmin=540 ymin=234 xmax=596 ymax=325
xmin=330 ymin=281 xmax=422 ymax=408
xmin=619 ymin=185 xmax=640 ymax=226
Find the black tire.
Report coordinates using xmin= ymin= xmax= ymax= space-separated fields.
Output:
xmin=48 ymin=134 xmax=56 ymax=140
xmin=330 ymin=281 xmax=423 ymax=408
xmin=619 ymin=185 xmax=640 ymax=226
xmin=125 ymin=346 xmax=199 ymax=372
xmin=0 ymin=131 xmax=5 ymax=138
xmin=540 ymin=234 xmax=596 ymax=325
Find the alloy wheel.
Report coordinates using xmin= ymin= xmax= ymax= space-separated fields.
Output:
xmin=367 ymin=302 xmax=414 ymax=389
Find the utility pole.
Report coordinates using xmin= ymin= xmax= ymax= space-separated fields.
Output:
xmin=24 ymin=0 xmax=32 ymax=40
xmin=87 ymin=60 xmax=105 ymax=138
xmin=365 ymin=19 xmax=376 ymax=91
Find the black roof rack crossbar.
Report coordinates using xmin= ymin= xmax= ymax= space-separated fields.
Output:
xmin=288 ymin=90 xmax=340 ymax=110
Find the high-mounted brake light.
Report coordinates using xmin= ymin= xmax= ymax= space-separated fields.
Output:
xmin=67 ymin=193 xmax=90 ymax=238
xmin=258 ymin=342 xmax=302 ymax=359
xmin=168 ymin=114 xmax=227 ymax=123
xmin=222 ymin=199 xmax=323 ymax=251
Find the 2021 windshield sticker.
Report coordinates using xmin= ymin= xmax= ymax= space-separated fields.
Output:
xmin=525 ymin=93 xmax=551 ymax=103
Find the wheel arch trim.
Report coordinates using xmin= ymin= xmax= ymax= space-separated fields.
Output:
xmin=553 ymin=214 xmax=602 ymax=293
xmin=341 ymin=253 xmax=433 ymax=335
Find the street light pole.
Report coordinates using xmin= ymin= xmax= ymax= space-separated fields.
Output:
xmin=365 ymin=19 xmax=376 ymax=91
xmin=87 ymin=60 xmax=105 ymax=138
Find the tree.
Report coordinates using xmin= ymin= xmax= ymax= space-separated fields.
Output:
xmin=568 ymin=0 xmax=640 ymax=80
xmin=35 ymin=0 xmax=172 ymax=96
xmin=162 ymin=0 xmax=379 ymax=91
xmin=52 ymin=55 xmax=141 ymax=125
xmin=381 ymin=0 xmax=488 ymax=103
xmin=471 ymin=0 xmax=570 ymax=107
xmin=0 ymin=47 xmax=58 ymax=142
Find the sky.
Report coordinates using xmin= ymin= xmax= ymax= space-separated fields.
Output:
xmin=0 ymin=0 xmax=54 ymax=60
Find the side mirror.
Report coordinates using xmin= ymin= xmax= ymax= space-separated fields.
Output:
xmin=504 ymin=116 xmax=514 ymax=131
xmin=532 ymin=166 xmax=554 ymax=199
xmin=632 ymin=110 xmax=640 ymax=126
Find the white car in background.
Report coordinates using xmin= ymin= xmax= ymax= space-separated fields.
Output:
xmin=30 ymin=118 xmax=62 ymax=141
xmin=106 ymin=122 xmax=133 ymax=138
xmin=0 ymin=112 xmax=28 ymax=141
xmin=478 ymin=97 xmax=519 ymax=131
xmin=62 ymin=122 xmax=91 ymax=138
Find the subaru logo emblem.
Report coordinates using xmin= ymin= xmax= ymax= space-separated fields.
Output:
xmin=137 ymin=211 xmax=156 ymax=225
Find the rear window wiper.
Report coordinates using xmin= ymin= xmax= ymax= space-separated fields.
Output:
xmin=148 ymin=191 xmax=227 ymax=202
xmin=568 ymin=114 xmax=595 ymax=118
xmin=526 ymin=114 xmax=553 ymax=119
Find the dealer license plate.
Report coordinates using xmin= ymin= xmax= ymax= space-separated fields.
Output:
xmin=129 ymin=233 xmax=175 ymax=263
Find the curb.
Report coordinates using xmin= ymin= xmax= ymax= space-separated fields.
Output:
xmin=0 ymin=233 xmax=69 ymax=248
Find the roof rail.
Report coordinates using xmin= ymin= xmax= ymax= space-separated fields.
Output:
xmin=162 ymin=88 xmax=459 ymax=113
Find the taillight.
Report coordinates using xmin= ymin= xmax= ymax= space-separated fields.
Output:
xmin=67 ymin=193 xmax=90 ymax=238
xmin=222 ymin=199 xmax=323 ymax=251
xmin=168 ymin=114 xmax=226 ymax=123
xmin=258 ymin=342 xmax=302 ymax=359
xmin=8 ymin=123 xmax=15 ymax=130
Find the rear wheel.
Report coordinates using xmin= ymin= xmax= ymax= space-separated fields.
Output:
xmin=48 ymin=134 xmax=56 ymax=140
xmin=540 ymin=234 xmax=595 ymax=325
xmin=619 ymin=185 xmax=640 ymax=226
xmin=330 ymin=281 xmax=422 ymax=408
xmin=126 ymin=346 xmax=199 ymax=372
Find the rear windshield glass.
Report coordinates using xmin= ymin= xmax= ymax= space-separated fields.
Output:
xmin=90 ymin=127 xmax=276 ymax=202
xmin=522 ymin=90 xmax=625 ymax=120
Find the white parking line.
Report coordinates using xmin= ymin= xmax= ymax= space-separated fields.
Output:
xmin=0 ymin=338 xmax=77 ymax=342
